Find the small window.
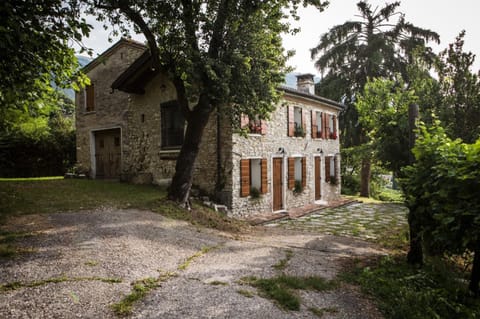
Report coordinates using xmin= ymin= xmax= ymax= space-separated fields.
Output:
xmin=240 ymin=158 xmax=268 ymax=197
xmin=288 ymin=157 xmax=306 ymax=190
xmin=240 ymin=114 xmax=267 ymax=135
xmin=325 ymin=155 xmax=338 ymax=184
xmin=85 ymin=84 xmax=95 ymax=112
xmin=311 ymin=111 xmax=323 ymax=138
xmin=161 ymin=101 xmax=185 ymax=149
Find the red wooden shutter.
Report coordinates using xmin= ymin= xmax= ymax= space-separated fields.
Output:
xmin=325 ymin=156 xmax=331 ymax=182
xmin=240 ymin=159 xmax=250 ymax=197
xmin=288 ymin=105 xmax=294 ymax=136
xmin=321 ymin=113 xmax=326 ymax=139
xmin=288 ymin=157 xmax=295 ymax=189
xmin=86 ymin=84 xmax=95 ymax=111
xmin=325 ymin=114 xmax=330 ymax=139
xmin=260 ymin=120 xmax=267 ymax=135
xmin=240 ymin=114 xmax=249 ymax=129
xmin=261 ymin=158 xmax=268 ymax=194
xmin=301 ymin=157 xmax=306 ymax=188
xmin=311 ymin=110 xmax=317 ymax=138
xmin=333 ymin=115 xmax=337 ymax=139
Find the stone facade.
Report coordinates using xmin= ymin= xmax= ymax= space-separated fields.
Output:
xmin=75 ymin=39 xmax=145 ymax=178
xmin=76 ymin=39 xmax=342 ymax=218
xmin=229 ymin=90 xmax=341 ymax=217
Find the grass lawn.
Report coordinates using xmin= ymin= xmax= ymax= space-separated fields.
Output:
xmin=0 ymin=178 xmax=245 ymax=232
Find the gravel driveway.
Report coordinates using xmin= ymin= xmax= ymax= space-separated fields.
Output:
xmin=0 ymin=208 xmax=384 ymax=318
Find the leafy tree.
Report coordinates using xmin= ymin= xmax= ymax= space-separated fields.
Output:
xmin=401 ymin=122 xmax=480 ymax=295
xmin=311 ymin=0 xmax=439 ymax=197
xmin=88 ymin=0 xmax=329 ymax=206
xmin=435 ymin=31 xmax=480 ymax=144
xmin=0 ymin=0 xmax=91 ymax=118
xmin=356 ymin=77 xmax=415 ymax=178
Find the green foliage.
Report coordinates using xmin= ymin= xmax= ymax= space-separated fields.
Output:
xmin=250 ymin=187 xmax=261 ymax=199
xmin=356 ymin=77 xmax=416 ymax=178
xmin=342 ymin=256 xmax=480 ymax=319
xmin=401 ymin=122 xmax=480 ymax=254
xmin=293 ymin=180 xmax=303 ymax=194
xmin=0 ymin=0 xmax=91 ymax=113
xmin=112 ymin=277 xmax=160 ymax=315
xmin=242 ymin=275 xmax=337 ymax=311
xmin=434 ymin=31 xmax=480 ymax=143
xmin=400 ymin=122 xmax=480 ymax=291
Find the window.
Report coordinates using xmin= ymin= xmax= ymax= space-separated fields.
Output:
xmin=288 ymin=106 xmax=306 ymax=137
xmin=240 ymin=114 xmax=267 ymax=135
xmin=161 ymin=100 xmax=185 ymax=149
xmin=325 ymin=155 xmax=339 ymax=184
xmin=288 ymin=157 xmax=306 ymax=190
xmin=240 ymin=158 xmax=268 ymax=197
xmin=312 ymin=112 xmax=338 ymax=140
xmin=85 ymin=84 xmax=95 ymax=112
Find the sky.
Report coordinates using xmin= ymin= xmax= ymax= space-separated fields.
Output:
xmin=78 ymin=1 xmax=480 ymax=76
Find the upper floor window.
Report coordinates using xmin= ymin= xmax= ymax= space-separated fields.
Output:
xmin=288 ymin=105 xmax=306 ymax=137
xmin=161 ymin=100 xmax=185 ymax=149
xmin=240 ymin=114 xmax=267 ymax=135
xmin=311 ymin=111 xmax=337 ymax=140
xmin=85 ymin=84 xmax=95 ymax=112
xmin=240 ymin=158 xmax=268 ymax=197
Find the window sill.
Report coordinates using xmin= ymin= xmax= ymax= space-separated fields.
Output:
xmin=83 ymin=111 xmax=96 ymax=115
xmin=159 ymin=149 xmax=180 ymax=160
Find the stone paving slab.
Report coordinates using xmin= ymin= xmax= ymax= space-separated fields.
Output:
xmin=266 ymin=202 xmax=408 ymax=241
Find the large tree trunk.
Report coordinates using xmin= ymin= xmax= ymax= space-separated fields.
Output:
xmin=406 ymin=209 xmax=423 ymax=265
xmin=359 ymin=158 xmax=371 ymax=197
xmin=469 ymin=246 xmax=480 ymax=296
xmin=407 ymin=103 xmax=423 ymax=265
xmin=168 ymin=103 xmax=212 ymax=207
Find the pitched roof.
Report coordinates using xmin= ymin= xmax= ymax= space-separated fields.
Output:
xmin=279 ymin=85 xmax=344 ymax=110
xmin=82 ymin=38 xmax=146 ymax=74
xmin=111 ymin=51 xmax=344 ymax=110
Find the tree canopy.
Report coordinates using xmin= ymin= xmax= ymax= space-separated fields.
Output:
xmin=0 ymin=0 xmax=91 ymax=116
xmin=86 ymin=0 xmax=329 ymax=204
xmin=311 ymin=0 xmax=439 ymax=197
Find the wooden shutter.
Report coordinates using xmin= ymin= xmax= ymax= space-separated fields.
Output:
xmin=311 ymin=110 xmax=317 ymax=138
xmin=260 ymin=120 xmax=267 ymax=135
xmin=325 ymin=114 xmax=330 ymax=139
xmin=320 ymin=113 xmax=325 ymax=139
xmin=261 ymin=159 xmax=268 ymax=194
xmin=302 ymin=109 xmax=307 ymax=134
xmin=301 ymin=157 xmax=306 ymax=188
xmin=240 ymin=114 xmax=249 ymax=129
xmin=334 ymin=155 xmax=339 ymax=182
xmin=287 ymin=105 xmax=294 ymax=136
xmin=288 ymin=157 xmax=295 ymax=189
xmin=86 ymin=84 xmax=95 ymax=111
xmin=240 ymin=159 xmax=250 ymax=197
xmin=333 ymin=115 xmax=337 ymax=139
xmin=325 ymin=156 xmax=331 ymax=182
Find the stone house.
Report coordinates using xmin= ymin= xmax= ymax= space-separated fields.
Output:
xmin=76 ymin=39 xmax=343 ymax=217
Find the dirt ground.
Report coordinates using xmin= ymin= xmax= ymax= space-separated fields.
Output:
xmin=0 ymin=208 xmax=385 ymax=318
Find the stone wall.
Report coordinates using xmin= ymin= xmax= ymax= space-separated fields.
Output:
xmin=75 ymin=41 xmax=145 ymax=177
xmin=123 ymin=73 xmax=178 ymax=184
xmin=229 ymin=92 xmax=341 ymax=217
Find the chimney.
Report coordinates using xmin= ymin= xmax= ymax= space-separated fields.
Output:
xmin=296 ymin=73 xmax=315 ymax=95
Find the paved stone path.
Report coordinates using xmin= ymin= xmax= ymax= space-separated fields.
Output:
xmin=266 ymin=202 xmax=409 ymax=241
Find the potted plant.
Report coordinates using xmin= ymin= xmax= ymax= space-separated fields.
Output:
xmin=250 ymin=187 xmax=261 ymax=199
xmin=293 ymin=180 xmax=303 ymax=194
